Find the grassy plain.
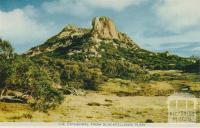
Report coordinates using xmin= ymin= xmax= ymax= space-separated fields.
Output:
xmin=0 ymin=70 xmax=199 ymax=122
xmin=0 ymin=92 xmax=168 ymax=122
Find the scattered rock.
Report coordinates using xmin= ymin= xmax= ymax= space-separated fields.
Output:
xmin=112 ymin=112 xmax=130 ymax=119
xmin=102 ymin=103 xmax=112 ymax=107
xmin=105 ymin=99 xmax=112 ymax=103
xmin=145 ymin=119 xmax=154 ymax=123
xmin=87 ymin=102 xmax=101 ymax=106
xmin=86 ymin=116 xmax=93 ymax=118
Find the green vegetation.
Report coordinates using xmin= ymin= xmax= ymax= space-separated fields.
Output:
xmin=101 ymin=59 xmax=150 ymax=81
xmin=0 ymin=39 xmax=63 ymax=111
xmin=183 ymin=57 xmax=199 ymax=73
xmin=1 ymin=36 xmax=199 ymax=111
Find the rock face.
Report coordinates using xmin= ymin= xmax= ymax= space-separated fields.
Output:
xmin=91 ymin=17 xmax=119 ymax=39
xmin=58 ymin=24 xmax=90 ymax=39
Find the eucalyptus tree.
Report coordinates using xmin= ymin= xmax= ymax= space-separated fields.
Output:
xmin=0 ymin=38 xmax=14 ymax=59
xmin=0 ymin=38 xmax=14 ymax=98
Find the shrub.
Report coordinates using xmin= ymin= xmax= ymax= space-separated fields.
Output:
xmin=101 ymin=59 xmax=150 ymax=81
xmin=1 ymin=56 xmax=64 ymax=111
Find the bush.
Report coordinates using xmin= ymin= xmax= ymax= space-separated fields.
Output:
xmin=101 ymin=59 xmax=150 ymax=81
xmin=1 ymin=55 xmax=64 ymax=111
xmin=150 ymin=73 xmax=161 ymax=81
xmin=183 ymin=59 xmax=199 ymax=73
xmin=82 ymin=70 xmax=103 ymax=90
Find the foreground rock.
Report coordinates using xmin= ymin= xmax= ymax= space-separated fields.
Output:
xmin=0 ymin=96 xmax=26 ymax=103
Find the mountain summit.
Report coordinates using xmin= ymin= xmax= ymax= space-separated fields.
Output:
xmin=91 ymin=17 xmax=139 ymax=47
xmin=26 ymin=16 xmax=139 ymax=57
xmin=91 ymin=17 xmax=119 ymax=39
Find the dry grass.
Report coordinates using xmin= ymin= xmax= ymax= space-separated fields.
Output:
xmin=0 ymin=91 xmax=199 ymax=122
xmin=99 ymin=78 xmax=174 ymax=96
xmin=0 ymin=92 xmax=169 ymax=122
xmin=0 ymin=70 xmax=199 ymax=122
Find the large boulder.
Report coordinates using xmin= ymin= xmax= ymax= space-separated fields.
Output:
xmin=91 ymin=16 xmax=119 ymax=40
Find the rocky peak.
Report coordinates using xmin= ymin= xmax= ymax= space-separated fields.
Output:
xmin=26 ymin=16 xmax=140 ymax=57
xmin=91 ymin=16 xmax=119 ymax=40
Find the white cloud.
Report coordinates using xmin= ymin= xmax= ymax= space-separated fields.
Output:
xmin=42 ymin=0 xmax=91 ymax=16
xmin=155 ymin=0 xmax=200 ymax=32
xmin=0 ymin=6 xmax=55 ymax=51
xmin=192 ymin=47 xmax=200 ymax=52
xmin=42 ymin=0 xmax=146 ymax=16
xmin=87 ymin=0 xmax=146 ymax=11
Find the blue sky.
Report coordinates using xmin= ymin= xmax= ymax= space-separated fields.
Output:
xmin=0 ymin=0 xmax=200 ymax=57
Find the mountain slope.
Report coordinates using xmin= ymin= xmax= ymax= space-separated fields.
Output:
xmin=26 ymin=17 xmax=139 ymax=59
xmin=26 ymin=16 xmax=195 ymax=71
